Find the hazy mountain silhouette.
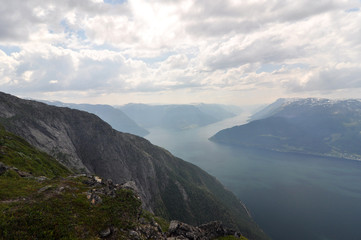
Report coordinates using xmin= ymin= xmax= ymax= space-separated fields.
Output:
xmin=211 ymin=98 xmax=361 ymax=160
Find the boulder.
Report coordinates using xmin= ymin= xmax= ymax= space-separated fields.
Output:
xmin=99 ymin=227 xmax=111 ymax=238
xmin=0 ymin=162 xmax=8 ymax=175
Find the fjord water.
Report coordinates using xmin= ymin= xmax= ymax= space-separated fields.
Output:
xmin=145 ymin=114 xmax=361 ymax=240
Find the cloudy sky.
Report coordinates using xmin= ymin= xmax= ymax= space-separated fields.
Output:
xmin=0 ymin=0 xmax=361 ymax=106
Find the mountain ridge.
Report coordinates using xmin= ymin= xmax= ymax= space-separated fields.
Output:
xmin=119 ymin=103 xmax=237 ymax=130
xmin=211 ymin=98 xmax=361 ymax=161
xmin=42 ymin=100 xmax=149 ymax=136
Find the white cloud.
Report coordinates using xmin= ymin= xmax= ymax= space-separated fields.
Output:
xmin=0 ymin=0 xmax=360 ymax=104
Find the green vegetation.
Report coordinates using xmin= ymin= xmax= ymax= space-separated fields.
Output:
xmin=0 ymin=126 xmax=70 ymax=178
xmin=0 ymin=180 xmax=142 ymax=239
xmin=0 ymin=126 xmax=146 ymax=239
xmin=154 ymin=216 xmax=170 ymax=232
xmin=141 ymin=209 xmax=169 ymax=232
xmin=0 ymin=170 xmax=48 ymax=200
xmin=0 ymin=125 xmax=70 ymax=201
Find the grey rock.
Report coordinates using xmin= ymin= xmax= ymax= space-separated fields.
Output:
xmin=129 ymin=230 xmax=140 ymax=239
xmin=167 ymin=220 xmax=242 ymax=240
xmin=37 ymin=185 xmax=52 ymax=193
xmin=99 ymin=227 xmax=111 ymax=238
xmin=139 ymin=217 xmax=147 ymax=225
xmin=16 ymin=170 xmax=32 ymax=178
xmin=35 ymin=176 xmax=48 ymax=182
xmin=121 ymin=181 xmax=140 ymax=193
xmin=106 ymin=178 xmax=113 ymax=185
xmin=0 ymin=162 xmax=8 ymax=175
xmin=168 ymin=221 xmax=205 ymax=240
xmin=135 ymin=224 xmax=166 ymax=240
xmin=89 ymin=193 xmax=102 ymax=205
xmin=83 ymin=175 xmax=104 ymax=187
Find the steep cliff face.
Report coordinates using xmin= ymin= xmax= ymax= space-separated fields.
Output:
xmin=0 ymin=92 xmax=268 ymax=240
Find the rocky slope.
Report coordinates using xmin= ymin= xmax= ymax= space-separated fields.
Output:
xmin=0 ymin=126 xmax=248 ymax=239
xmin=0 ymin=92 xmax=268 ymax=240
xmin=211 ymin=98 xmax=361 ymax=161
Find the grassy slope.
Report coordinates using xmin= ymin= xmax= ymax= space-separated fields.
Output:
xmin=0 ymin=124 xmax=70 ymax=178
xmin=0 ymin=125 xmax=151 ymax=239
xmin=0 ymin=125 xmax=249 ymax=240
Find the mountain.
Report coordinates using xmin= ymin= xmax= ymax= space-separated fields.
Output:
xmin=0 ymin=125 xmax=250 ymax=239
xmin=248 ymin=98 xmax=288 ymax=121
xmin=43 ymin=101 xmax=149 ymax=137
xmin=119 ymin=103 xmax=237 ymax=130
xmin=195 ymin=103 xmax=239 ymax=121
xmin=210 ymin=98 xmax=361 ymax=161
xmin=0 ymin=92 xmax=268 ymax=239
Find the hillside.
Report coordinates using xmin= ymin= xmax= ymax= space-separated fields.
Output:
xmin=1 ymin=125 xmax=251 ymax=239
xmin=43 ymin=101 xmax=149 ymax=137
xmin=0 ymin=125 xmax=143 ymax=239
xmin=210 ymin=98 xmax=361 ymax=160
xmin=119 ymin=103 xmax=237 ymax=130
xmin=0 ymin=92 xmax=268 ymax=240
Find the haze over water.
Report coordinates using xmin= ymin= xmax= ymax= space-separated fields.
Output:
xmin=146 ymin=114 xmax=361 ymax=240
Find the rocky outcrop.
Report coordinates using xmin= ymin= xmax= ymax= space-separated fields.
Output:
xmin=0 ymin=162 xmax=8 ymax=175
xmin=0 ymin=92 xmax=268 ymax=240
xmin=81 ymin=175 xmax=246 ymax=240
xmin=0 ymin=161 xmax=48 ymax=181
xmin=167 ymin=220 xmax=244 ymax=240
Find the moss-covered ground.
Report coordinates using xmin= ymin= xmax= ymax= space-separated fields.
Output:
xmin=0 ymin=125 xmax=157 ymax=240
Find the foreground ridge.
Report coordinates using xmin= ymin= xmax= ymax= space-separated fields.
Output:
xmin=0 ymin=159 xmax=247 ymax=239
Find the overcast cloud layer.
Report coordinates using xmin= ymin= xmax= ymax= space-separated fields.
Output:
xmin=0 ymin=0 xmax=360 ymax=105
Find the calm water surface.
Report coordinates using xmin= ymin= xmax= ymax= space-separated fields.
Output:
xmin=145 ymin=114 xmax=361 ymax=240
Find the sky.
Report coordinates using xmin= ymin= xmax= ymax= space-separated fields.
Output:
xmin=0 ymin=0 xmax=361 ymax=106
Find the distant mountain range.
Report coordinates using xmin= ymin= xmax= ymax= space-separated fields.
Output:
xmin=0 ymin=92 xmax=268 ymax=239
xmin=42 ymin=101 xmax=149 ymax=137
xmin=211 ymin=98 xmax=361 ymax=161
xmin=42 ymin=101 xmax=240 ymax=136
xmin=118 ymin=103 xmax=239 ymax=130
